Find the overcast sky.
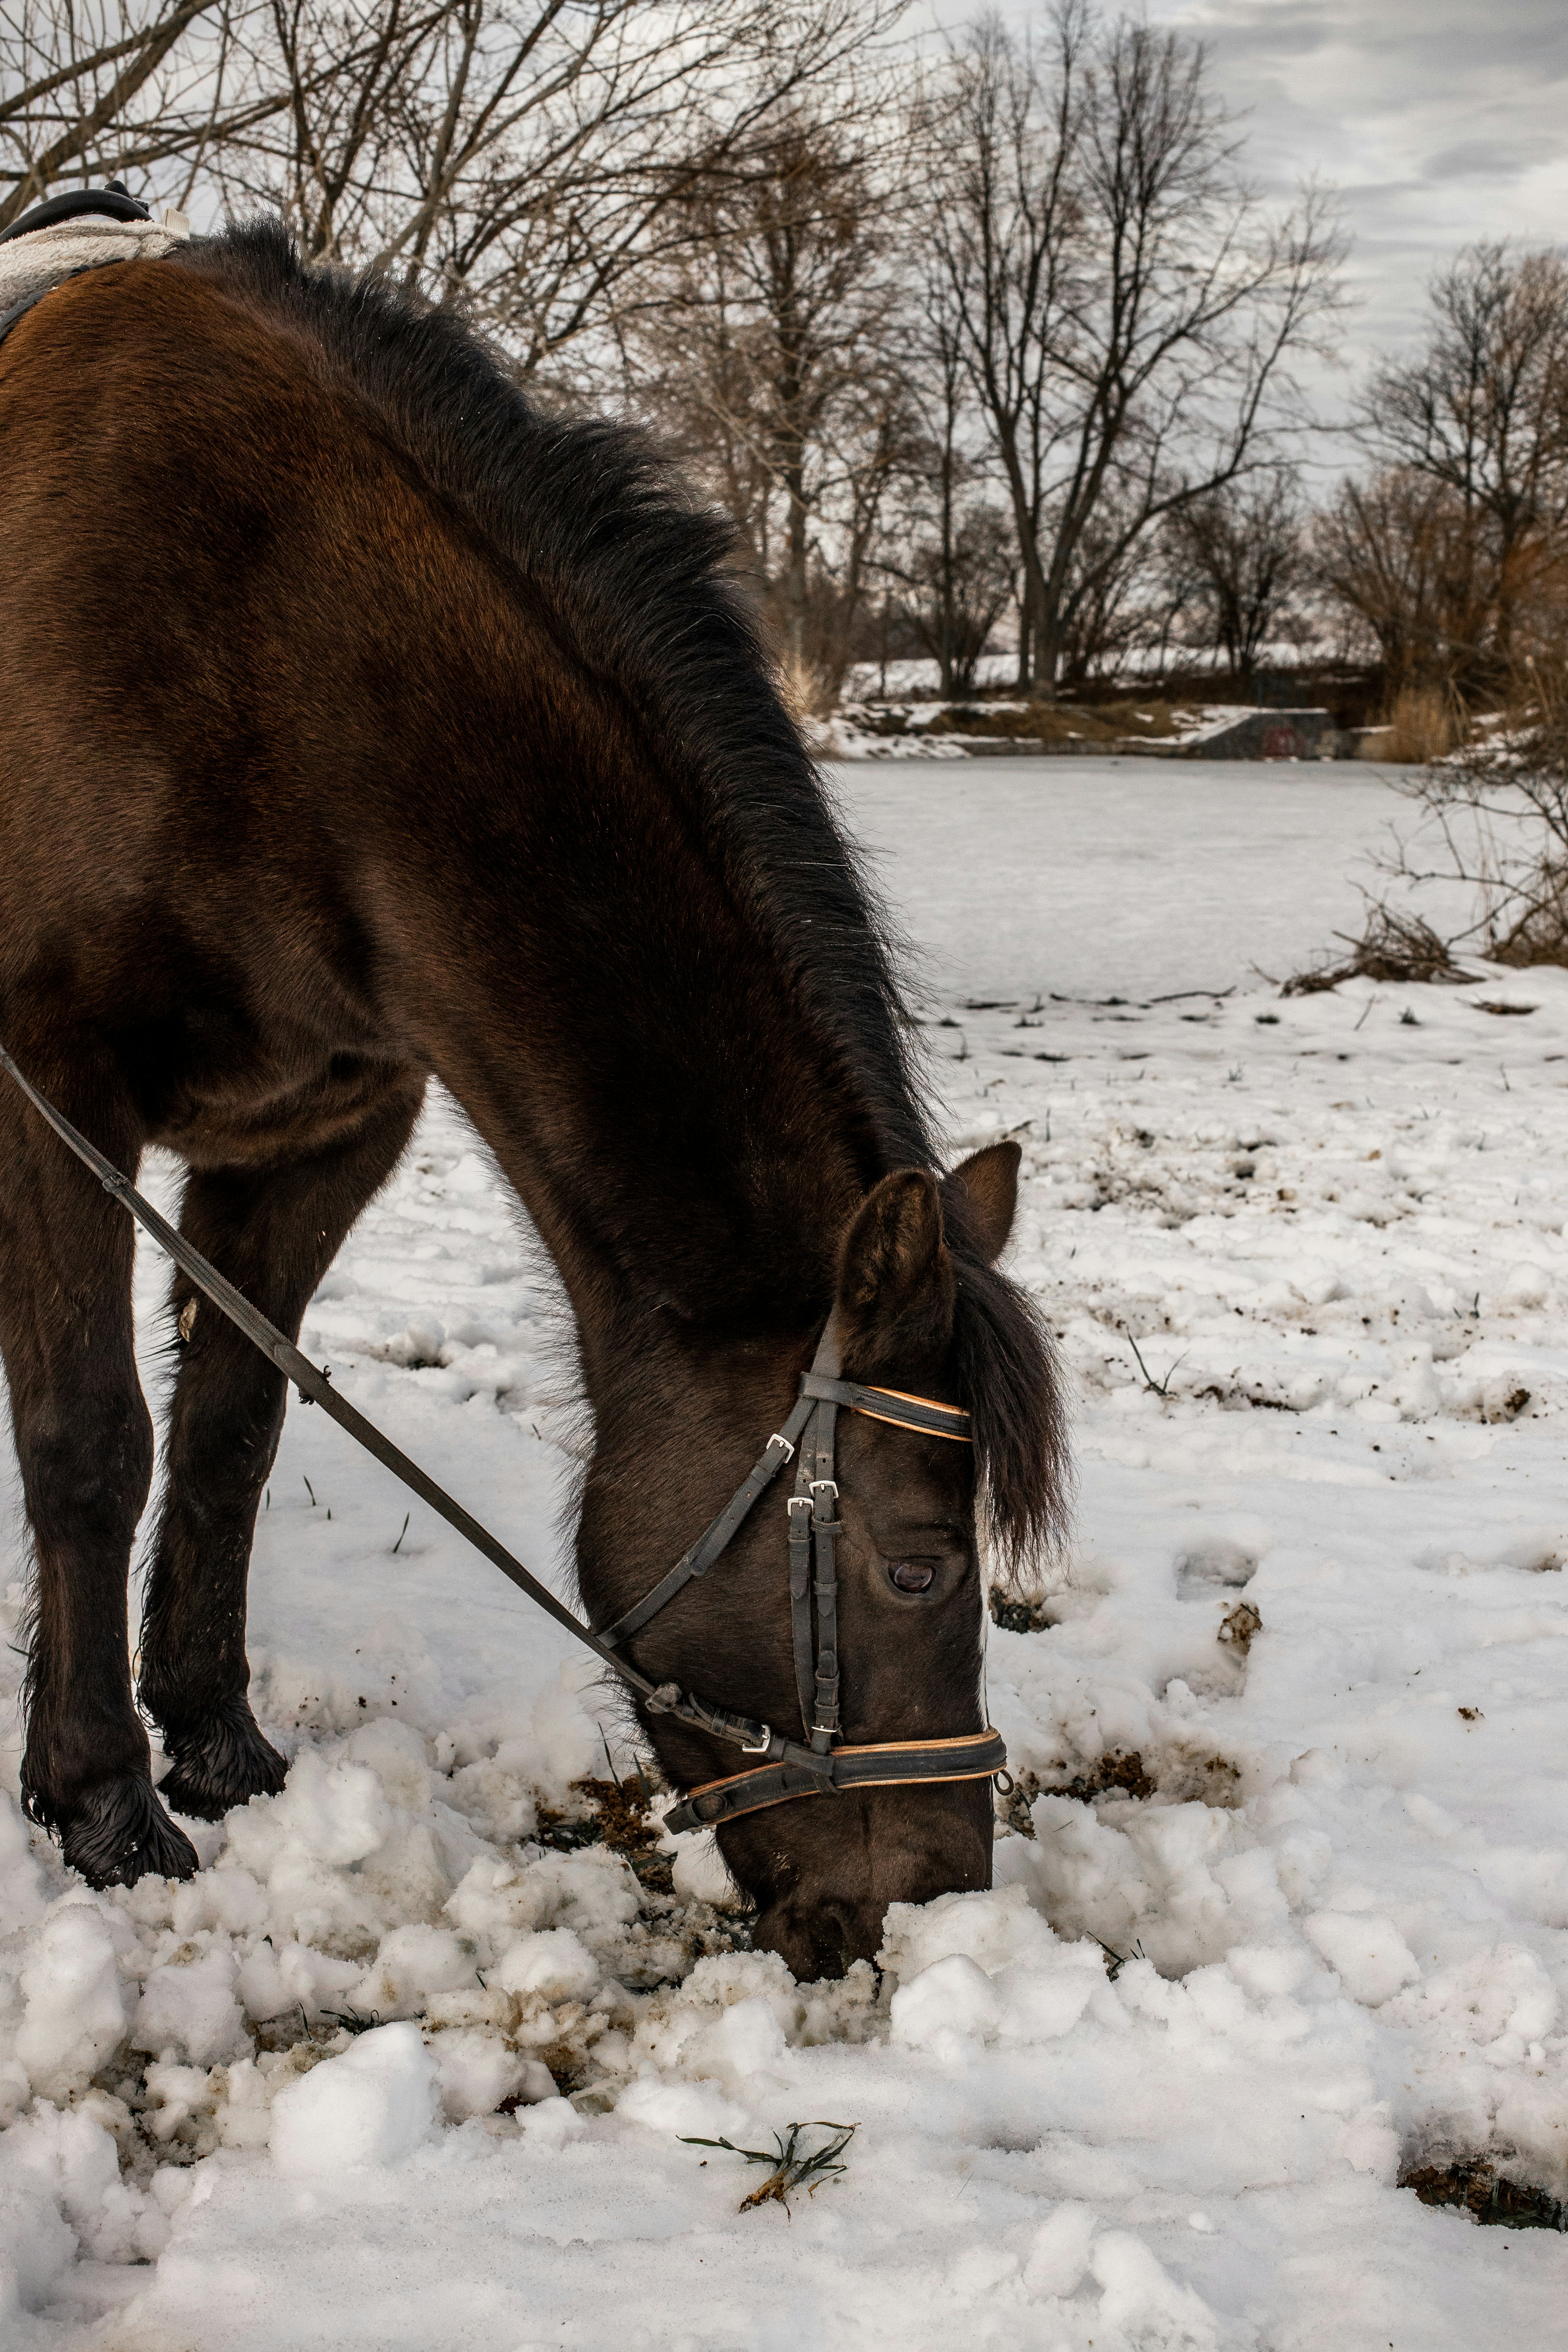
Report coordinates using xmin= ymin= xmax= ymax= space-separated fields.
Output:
xmin=1152 ymin=2 xmax=1568 ymax=328
xmin=966 ymin=1 xmax=1568 ymax=469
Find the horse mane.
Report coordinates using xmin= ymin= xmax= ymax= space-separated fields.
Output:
xmin=182 ymin=220 xmax=923 ymax=1165
xmin=951 ymin=1258 xmax=1071 ymax=1576
xmin=180 ymin=219 xmax=1065 ymax=1569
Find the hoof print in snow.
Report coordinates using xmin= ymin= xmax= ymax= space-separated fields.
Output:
xmin=1401 ymin=2155 xmax=1568 ymax=2232
xmin=1175 ymin=1540 xmax=1258 ymax=1600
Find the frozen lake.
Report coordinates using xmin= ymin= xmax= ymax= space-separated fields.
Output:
xmin=828 ymin=756 xmax=1412 ymax=1001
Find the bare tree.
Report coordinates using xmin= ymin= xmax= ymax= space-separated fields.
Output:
xmin=919 ymin=2 xmax=1344 ymax=693
xmin=0 ymin=0 xmax=266 ymax=227
xmin=635 ymin=106 xmax=913 ymax=693
xmin=869 ymin=280 xmax=1013 ymax=694
xmin=1051 ymin=486 xmax=1154 ymax=684
xmin=2 ymin=0 xmax=896 ymax=391
xmin=216 ymin=0 xmax=899 ymax=383
xmin=1356 ymin=243 xmax=1568 ymax=683
xmin=1313 ymin=468 xmax=1494 ymax=689
xmin=1164 ymin=470 xmax=1308 ymax=677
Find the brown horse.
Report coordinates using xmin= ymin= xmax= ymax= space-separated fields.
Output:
xmin=0 ymin=223 xmax=1064 ymax=1979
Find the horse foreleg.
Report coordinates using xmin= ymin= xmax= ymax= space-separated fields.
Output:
xmin=138 ymin=1080 xmax=425 ymax=1820
xmin=0 ymin=1054 xmax=198 ymax=1886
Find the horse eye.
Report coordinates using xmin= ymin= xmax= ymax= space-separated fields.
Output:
xmin=889 ymin=1559 xmax=935 ymax=1593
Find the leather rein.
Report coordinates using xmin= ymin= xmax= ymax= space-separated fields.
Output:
xmin=0 ymin=1044 xmax=1006 ymax=1838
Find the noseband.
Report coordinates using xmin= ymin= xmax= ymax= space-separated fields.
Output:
xmin=622 ymin=1318 xmax=1006 ymax=1834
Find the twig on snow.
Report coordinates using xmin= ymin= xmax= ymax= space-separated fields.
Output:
xmin=1121 ymin=1324 xmax=1188 ymax=1398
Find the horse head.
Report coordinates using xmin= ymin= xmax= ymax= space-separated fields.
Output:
xmin=578 ymin=1138 xmax=1062 ymax=1981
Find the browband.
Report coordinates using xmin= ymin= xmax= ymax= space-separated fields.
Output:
xmin=800 ymin=1373 xmax=971 ymax=1442
xmin=664 ymin=1728 xmax=1007 ymax=1833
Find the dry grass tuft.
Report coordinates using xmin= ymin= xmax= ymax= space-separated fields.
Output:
xmin=1281 ymin=908 xmax=1466 ymax=995
xmin=775 ymin=652 xmax=838 ymax=724
xmin=1485 ymin=875 xmax=1568 ymax=968
xmin=1378 ymin=684 xmax=1463 ymax=763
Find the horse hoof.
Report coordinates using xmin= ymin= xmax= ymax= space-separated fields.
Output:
xmin=57 ymin=1776 xmax=200 ymax=1888
xmin=156 ymin=1699 xmax=288 ymax=1821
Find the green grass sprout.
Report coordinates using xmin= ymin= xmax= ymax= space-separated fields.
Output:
xmin=680 ymin=2120 xmax=858 ymax=2214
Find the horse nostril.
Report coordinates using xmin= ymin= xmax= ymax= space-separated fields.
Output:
xmin=890 ymin=1559 xmax=935 ymax=1593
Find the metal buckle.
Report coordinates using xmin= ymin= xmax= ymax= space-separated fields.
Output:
xmin=741 ymin=1722 xmax=774 ymax=1754
xmin=769 ymin=1432 xmax=796 ymax=1462
xmin=786 ymin=1492 xmax=812 ymax=1515
xmin=809 ymin=1478 xmax=838 ymax=1499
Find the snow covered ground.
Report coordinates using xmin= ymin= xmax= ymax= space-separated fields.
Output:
xmin=3 ymin=759 xmax=1567 ymax=2349
xmin=831 ymin=756 xmax=1469 ymax=1005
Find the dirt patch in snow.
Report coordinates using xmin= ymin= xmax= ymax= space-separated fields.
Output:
xmin=1401 ymin=2154 xmax=1568 ymax=2233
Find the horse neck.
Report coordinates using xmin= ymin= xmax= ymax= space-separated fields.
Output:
xmin=373 ymin=685 xmax=910 ymax=1385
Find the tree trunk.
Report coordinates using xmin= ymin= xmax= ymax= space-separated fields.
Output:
xmin=937 ymin=413 xmax=958 ymax=696
xmin=784 ymin=459 xmax=809 ymax=672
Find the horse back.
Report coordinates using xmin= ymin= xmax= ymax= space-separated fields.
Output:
xmin=0 ymin=255 xmax=597 ymax=1155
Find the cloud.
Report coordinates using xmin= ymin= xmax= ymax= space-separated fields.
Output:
xmin=1143 ymin=0 xmax=1568 ymax=370
xmin=1420 ymin=138 xmax=1557 ymax=187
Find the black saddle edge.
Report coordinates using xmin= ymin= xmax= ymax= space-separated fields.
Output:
xmin=0 ymin=186 xmax=152 ymax=248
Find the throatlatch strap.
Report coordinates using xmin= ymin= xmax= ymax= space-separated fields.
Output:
xmin=663 ymin=1728 xmax=1009 ymax=1834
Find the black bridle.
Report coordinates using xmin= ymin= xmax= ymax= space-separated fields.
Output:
xmin=609 ymin=1317 xmax=1003 ymax=1832
xmin=0 ymin=1042 xmax=1006 ymax=1838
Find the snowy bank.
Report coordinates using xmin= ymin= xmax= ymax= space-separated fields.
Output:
xmin=1 ymin=765 xmax=1566 ymax=2348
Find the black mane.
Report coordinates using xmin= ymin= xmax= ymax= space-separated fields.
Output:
xmin=186 ymin=220 xmax=926 ymax=1174
xmin=184 ymin=220 xmax=1065 ymax=1568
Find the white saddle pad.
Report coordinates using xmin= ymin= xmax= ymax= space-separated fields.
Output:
xmin=0 ymin=209 xmax=191 ymax=323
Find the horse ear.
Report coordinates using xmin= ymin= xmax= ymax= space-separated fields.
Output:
xmin=947 ymin=1140 xmax=1021 ymax=1264
xmin=834 ymin=1169 xmax=953 ymax=1368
